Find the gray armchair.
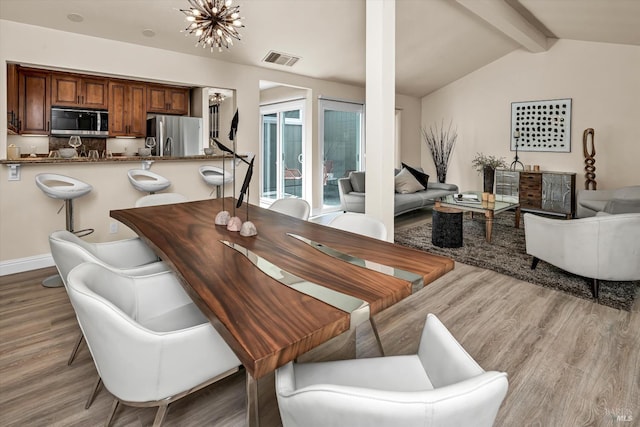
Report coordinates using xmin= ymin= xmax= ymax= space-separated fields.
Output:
xmin=524 ymin=213 xmax=640 ymax=298
xmin=576 ymin=185 xmax=640 ymax=218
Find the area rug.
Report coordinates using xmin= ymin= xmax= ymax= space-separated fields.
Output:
xmin=394 ymin=212 xmax=639 ymax=311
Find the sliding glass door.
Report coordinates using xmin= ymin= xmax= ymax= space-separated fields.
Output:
xmin=260 ymin=100 xmax=305 ymax=204
xmin=319 ymin=99 xmax=365 ymax=209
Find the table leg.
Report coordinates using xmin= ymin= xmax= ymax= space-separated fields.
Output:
xmin=484 ymin=210 xmax=494 ymax=243
xmin=515 ymin=207 xmax=521 ymax=228
xmin=246 ymin=372 xmax=259 ymax=427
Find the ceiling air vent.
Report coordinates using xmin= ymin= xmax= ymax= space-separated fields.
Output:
xmin=263 ymin=51 xmax=300 ymax=67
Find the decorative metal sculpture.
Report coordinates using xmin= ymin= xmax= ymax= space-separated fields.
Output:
xmin=583 ymin=128 xmax=597 ymax=190
xmin=510 ymin=131 xmax=524 ymax=170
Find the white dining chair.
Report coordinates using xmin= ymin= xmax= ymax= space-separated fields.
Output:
xmin=328 ymin=212 xmax=387 ymax=240
xmin=66 ymin=262 xmax=241 ymax=427
xmin=275 ymin=313 xmax=508 ymax=427
xmin=49 ymin=230 xmax=168 ymax=367
xmin=269 ymin=198 xmax=311 ymax=220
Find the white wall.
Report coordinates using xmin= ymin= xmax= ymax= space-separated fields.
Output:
xmin=0 ymin=20 xmax=420 ymax=268
xmin=421 ymin=39 xmax=640 ymax=191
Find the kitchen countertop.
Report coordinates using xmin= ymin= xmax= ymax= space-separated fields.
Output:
xmin=0 ymin=154 xmax=241 ymax=165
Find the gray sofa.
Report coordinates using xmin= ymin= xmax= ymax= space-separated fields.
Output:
xmin=338 ymin=170 xmax=458 ymax=216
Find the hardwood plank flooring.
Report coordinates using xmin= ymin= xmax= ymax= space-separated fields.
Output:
xmin=1 ymin=211 xmax=638 ymax=426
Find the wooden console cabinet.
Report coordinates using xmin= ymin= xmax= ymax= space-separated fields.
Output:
xmin=496 ymin=169 xmax=576 ymax=218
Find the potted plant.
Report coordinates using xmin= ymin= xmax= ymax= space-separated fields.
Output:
xmin=472 ymin=153 xmax=507 ymax=193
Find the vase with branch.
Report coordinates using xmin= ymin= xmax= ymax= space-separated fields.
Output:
xmin=472 ymin=153 xmax=507 ymax=193
xmin=421 ymin=120 xmax=457 ymax=183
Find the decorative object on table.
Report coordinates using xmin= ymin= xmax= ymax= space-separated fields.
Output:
xmin=394 ymin=212 xmax=639 ymax=311
xmin=582 ymin=128 xmax=597 ymax=190
xmin=511 ymin=98 xmax=572 ymax=153
xmin=227 ymin=109 xmax=241 ymax=231
xmin=237 ymin=156 xmax=257 ymax=236
xmin=472 ymin=153 xmax=507 ymax=193
xmin=510 ymin=131 xmax=524 ymax=170
xmin=180 ymin=0 xmax=244 ymax=53
xmin=421 ymin=120 xmax=457 ymax=183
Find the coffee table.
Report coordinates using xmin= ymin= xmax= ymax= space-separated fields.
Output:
xmin=436 ymin=192 xmax=520 ymax=243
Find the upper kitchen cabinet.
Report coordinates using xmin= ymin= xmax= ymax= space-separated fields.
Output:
xmin=146 ymin=85 xmax=189 ymax=115
xmin=51 ymin=73 xmax=109 ymax=109
xmin=6 ymin=64 xmax=19 ymax=134
xmin=109 ymin=80 xmax=146 ymax=137
xmin=18 ymin=69 xmax=51 ymax=135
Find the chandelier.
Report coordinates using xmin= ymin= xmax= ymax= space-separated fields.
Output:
xmin=210 ymin=92 xmax=225 ymax=105
xmin=181 ymin=0 xmax=244 ymax=52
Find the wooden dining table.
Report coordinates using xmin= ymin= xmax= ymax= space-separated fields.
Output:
xmin=111 ymin=198 xmax=454 ymax=426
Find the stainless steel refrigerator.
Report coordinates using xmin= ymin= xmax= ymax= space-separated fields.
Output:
xmin=147 ymin=115 xmax=203 ymax=156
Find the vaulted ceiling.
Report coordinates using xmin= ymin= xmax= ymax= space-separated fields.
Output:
xmin=1 ymin=0 xmax=638 ymax=97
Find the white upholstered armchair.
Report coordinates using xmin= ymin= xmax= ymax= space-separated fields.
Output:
xmin=49 ymin=230 xmax=169 ymax=366
xmin=524 ymin=213 xmax=640 ymax=298
xmin=275 ymin=313 xmax=508 ymax=427
xmin=66 ymin=263 xmax=241 ymax=427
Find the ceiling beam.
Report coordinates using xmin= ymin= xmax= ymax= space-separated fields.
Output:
xmin=455 ymin=0 xmax=548 ymax=53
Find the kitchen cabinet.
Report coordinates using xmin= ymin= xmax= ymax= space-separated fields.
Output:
xmin=496 ymin=169 xmax=576 ymax=218
xmin=146 ymin=85 xmax=189 ymax=115
xmin=6 ymin=64 xmax=19 ymax=134
xmin=109 ymin=80 xmax=146 ymax=137
xmin=18 ymin=69 xmax=51 ymax=135
xmin=51 ymin=73 xmax=109 ymax=109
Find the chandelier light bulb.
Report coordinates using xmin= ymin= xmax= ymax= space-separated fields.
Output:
xmin=225 ymin=0 xmax=233 ymax=6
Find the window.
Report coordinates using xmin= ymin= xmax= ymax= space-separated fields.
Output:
xmin=319 ymin=99 xmax=365 ymax=209
xmin=260 ymin=100 xmax=305 ymax=204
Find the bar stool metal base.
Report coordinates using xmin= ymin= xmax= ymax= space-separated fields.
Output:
xmin=42 ymin=274 xmax=64 ymax=288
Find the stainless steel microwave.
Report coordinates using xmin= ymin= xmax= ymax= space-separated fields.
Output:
xmin=50 ymin=107 xmax=109 ymax=137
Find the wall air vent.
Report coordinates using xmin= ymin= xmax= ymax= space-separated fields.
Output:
xmin=262 ymin=51 xmax=300 ymax=67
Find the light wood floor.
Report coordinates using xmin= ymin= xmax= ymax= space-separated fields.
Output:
xmin=1 ymin=210 xmax=638 ymax=426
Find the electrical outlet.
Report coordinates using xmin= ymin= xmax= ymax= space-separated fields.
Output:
xmin=109 ymin=222 xmax=118 ymax=234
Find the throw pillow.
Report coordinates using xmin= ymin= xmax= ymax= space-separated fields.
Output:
xmin=401 ymin=163 xmax=429 ymax=190
xmin=395 ymin=168 xmax=424 ymax=194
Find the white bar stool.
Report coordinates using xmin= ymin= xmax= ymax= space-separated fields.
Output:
xmin=127 ymin=169 xmax=171 ymax=194
xmin=199 ymin=165 xmax=233 ymax=198
xmin=35 ymin=173 xmax=94 ymax=287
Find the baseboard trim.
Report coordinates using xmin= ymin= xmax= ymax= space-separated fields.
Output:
xmin=0 ymin=254 xmax=54 ymax=276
